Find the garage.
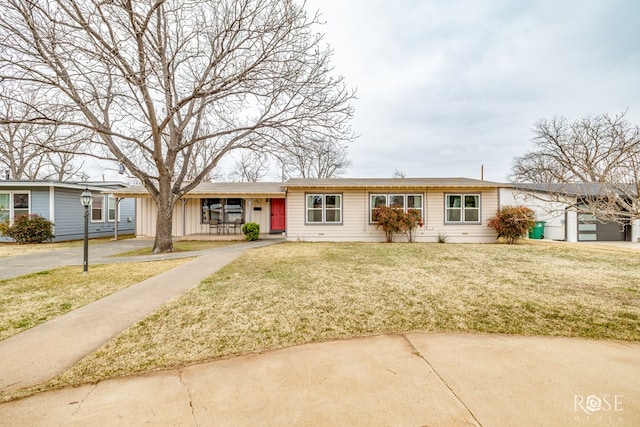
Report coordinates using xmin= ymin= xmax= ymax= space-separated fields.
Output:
xmin=577 ymin=209 xmax=626 ymax=242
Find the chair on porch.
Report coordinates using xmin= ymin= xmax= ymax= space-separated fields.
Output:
xmin=209 ymin=218 xmax=221 ymax=234
xmin=228 ymin=218 xmax=242 ymax=234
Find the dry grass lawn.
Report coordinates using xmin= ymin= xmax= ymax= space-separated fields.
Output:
xmin=40 ymin=241 xmax=640 ymax=393
xmin=0 ymin=259 xmax=191 ymax=341
xmin=0 ymin=241 xmax=81 ymax=258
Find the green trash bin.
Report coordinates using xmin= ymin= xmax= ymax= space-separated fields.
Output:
xmin=529 ymin=221 xmax=546 ymax=239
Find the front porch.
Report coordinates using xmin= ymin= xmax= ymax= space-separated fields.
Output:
xmin=112 ymin=182 xmax=287 ymax=240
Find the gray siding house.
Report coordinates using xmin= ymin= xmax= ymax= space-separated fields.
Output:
xmin=0 ymin=181 xmax=135 ymax=242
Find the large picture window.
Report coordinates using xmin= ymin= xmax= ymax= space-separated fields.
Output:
xmin=306 ymin=194 xmax=342 ymax=224
xmin=445 ymin=194 xmax=480 ymax=223
xmin=202 ymin=198 xmax=244 ymax=223
xmin=0 ymin=192 xmax=30 ymax=223
xmin=370 ymin=194 xmax=423 ymax=222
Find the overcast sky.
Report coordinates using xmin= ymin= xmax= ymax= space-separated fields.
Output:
xmin=303 ymin=0 xmax=640 ymax=182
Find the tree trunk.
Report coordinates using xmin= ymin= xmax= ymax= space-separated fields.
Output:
xmin=152 ymin=190 xmax=176 ymax=253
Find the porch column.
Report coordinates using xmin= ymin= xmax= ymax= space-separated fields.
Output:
xmin=181 ymin=199 xmax=187 ymax=237
xmin=114 ymin=197 xmax=123 ymax=240
xmin=246 ymin=199 xmax=254 ymax=222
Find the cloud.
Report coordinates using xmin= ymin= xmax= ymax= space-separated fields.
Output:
xmin=305 ymin=0 xmax=640 ymax=181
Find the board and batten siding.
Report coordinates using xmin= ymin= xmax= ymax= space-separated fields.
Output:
xmin=286 ymin=187 xmax=500 ymax=243
xmin=136 ymin=198 xmax=156 ymax=237
xmin=136 ymin=197 xmax=273 ymax=237
xmin=244 ymin=198 xmax=273 ymax=232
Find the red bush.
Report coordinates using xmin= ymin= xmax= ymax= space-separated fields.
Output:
xmin=488 ymin=205 xmax=535 ymax=244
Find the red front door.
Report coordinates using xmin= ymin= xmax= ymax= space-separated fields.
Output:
xmin=270 ymin=198 xmax=286 ymax=233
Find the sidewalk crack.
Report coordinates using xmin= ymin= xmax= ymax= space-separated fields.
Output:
xmin=60 ymin=383 xmax=97 ymax=426
xmin=179 ymin=370 xmax=199 ymax=426
xmin=401 ymin=334 xmax=483 ymax=427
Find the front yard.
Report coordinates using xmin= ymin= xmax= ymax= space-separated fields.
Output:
xmin=42 ymin=241 xmax=639 ymax=392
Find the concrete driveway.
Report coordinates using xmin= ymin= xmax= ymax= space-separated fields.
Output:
xmin=0 ymin=333 xmax=638 ymax=426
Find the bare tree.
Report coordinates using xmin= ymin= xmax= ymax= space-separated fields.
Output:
xmin=0 ymin=0 xmax=355 ymax=252
xmin=393 ymin=169 xmax=406 ymax=179
xmin=1 ymin=80 xmax=93 ymax=181
xmin=511 ymin=112 xmax=640 ymax=224
xmin=42 ymin=151 xmax=86 ymax=181
xmin=230 ymin=151 xmax=270 ymax=182
xmin=273 ymin=137 xmax=350 ymax=179
xmin=181 ymin=140 xmax=224 ymax=183
xmin=0 ymin=90 xmax=52 ymax=179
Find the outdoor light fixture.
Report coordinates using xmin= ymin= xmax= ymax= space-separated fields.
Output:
xmin=80 ymin=188 xmax=93 ymax=208
xmin=80 ymin=188 xmax=93 ymax=273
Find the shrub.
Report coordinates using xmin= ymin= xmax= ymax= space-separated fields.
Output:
xmin=488 ymin=205 xmax=535 ymax=244
xmin=373 ymin=206 xmax=404 ymax=242
xmin=0 ymin=214 xmax=55 ymax=244
xmin=241 ymin=222 xmax=260 ymax=241
xmin=402 ymin=208 xmax=423 ymax=242
xmin=374 ymin=206 xmax=423 ymax=243
xmin=437 ymin=233 xmax=448 ymax=244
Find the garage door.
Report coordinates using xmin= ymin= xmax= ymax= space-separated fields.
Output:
xmin=577 ymin=212 xmax=626 ymax=241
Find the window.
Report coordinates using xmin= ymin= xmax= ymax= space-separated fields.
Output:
xmin=107 ymin=196 xmax=119 ymax=222
xmin=0 ymin=193 xmax=10 ymax=223
xmin=225 ymin=198 xmax=244 ymax=222
xmin=91 ymin=196 xmax=104 ymax=222
xmin=0 ymin=192 xmax=30 ymax=224
xmin=370 ymin=194 xmax=423 ymax=222
xmin=306 ymin=194 xmax=342 ymax=224
xmin=445 ymin=194 xmax=480 ymax=223
xmin=201 ymin=198 xmax=244 ymax=223
xmin=13 ymin=193 xmax=29 ymax=219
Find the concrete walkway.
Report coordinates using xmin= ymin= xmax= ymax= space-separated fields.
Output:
xmin=1 ymin=240 xmax=639 ymax=426
xmin=0 ymin=239 xmax=281 ymax=393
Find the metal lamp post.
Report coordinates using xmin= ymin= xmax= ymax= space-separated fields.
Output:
xmin=80 ymin=188 xmax=93 ymax=273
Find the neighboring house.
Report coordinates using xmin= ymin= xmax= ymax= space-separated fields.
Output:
xmin=0 ymin=181 xmax=135 ymax=242
xmin=501 ymin=183 xmax=640 ymax=242
xmin=112 ymin=178 xmax=508 ymax=243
